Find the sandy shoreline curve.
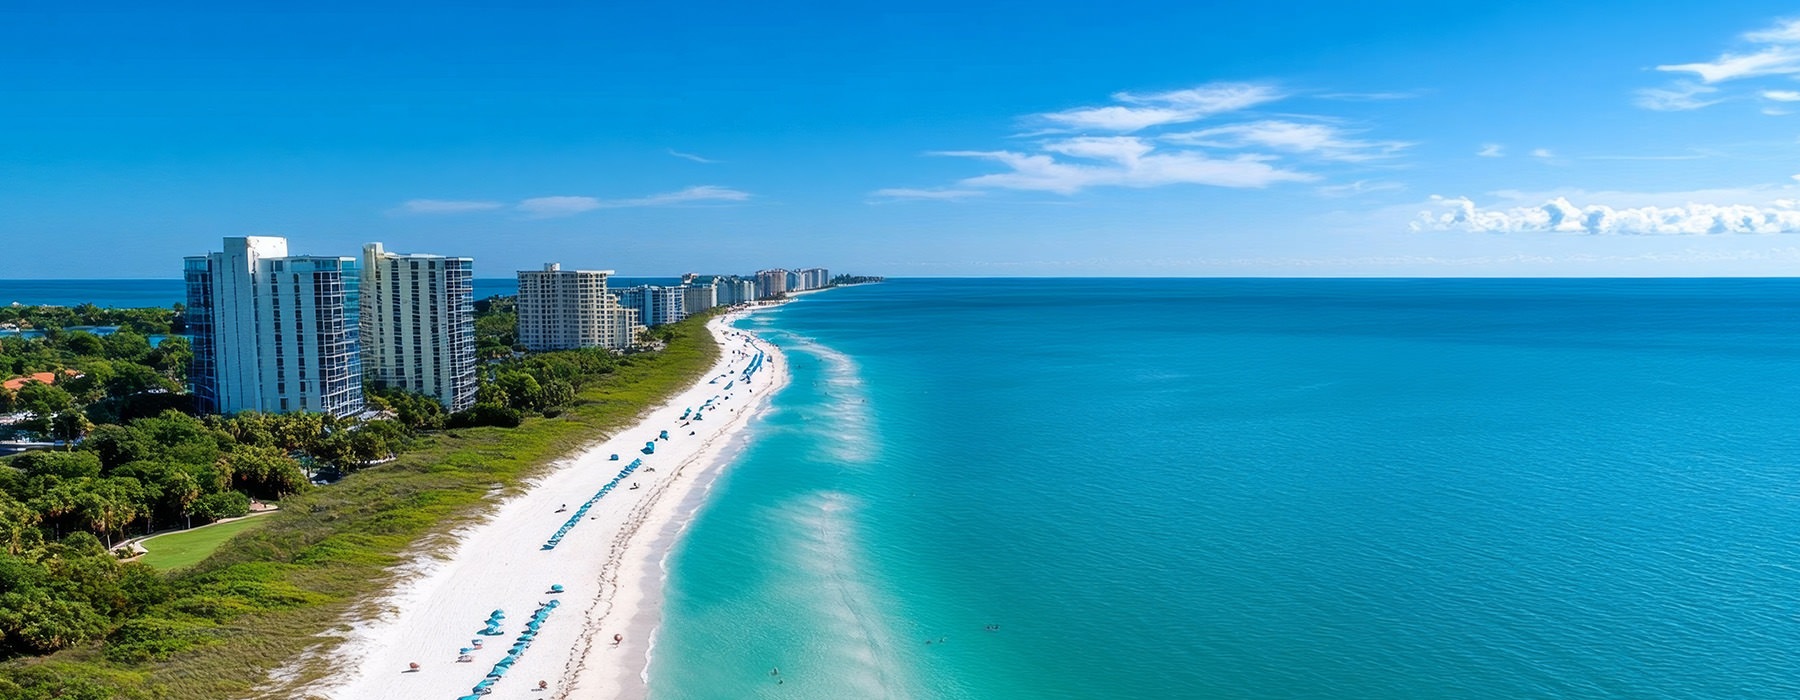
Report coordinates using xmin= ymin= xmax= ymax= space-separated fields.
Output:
xmin=303 ymin=310 xmax=788 ymax=700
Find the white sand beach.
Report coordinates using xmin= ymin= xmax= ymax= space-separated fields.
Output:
xmin=306 ymin=312 xmax=788 ymax=700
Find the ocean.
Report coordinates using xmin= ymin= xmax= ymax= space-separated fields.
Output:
xmin=652 ymin=279 xmax=1800 ymax=698
xmin=0 ymin=278 xmax=678 ymax=308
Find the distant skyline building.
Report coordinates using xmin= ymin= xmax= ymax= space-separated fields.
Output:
xmin=681 ymin=283 xmax=717 ymax=316
xmin=715 ymin=278 xmax=757 ymax=306
xmin=516 ymin=263 xmax=640 ymax=351
xmin=184 ymin=236 xmax=364 ymax=417
xmin=359 ymin=243 xmax=478 ymax=412
xmin=617 ymin=285 xmax=688 ymax=326
xmin=796 ymin=267 xmax=830 ymax=291
xmin=755 ymin=269 xmax=789 ymax=299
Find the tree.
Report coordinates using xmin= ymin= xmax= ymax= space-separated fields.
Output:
xmin=187 ymin=491 xmax=249 ymax=522
xmin=84 ymin=424 xmax=152 ymax=471
xmin=0 ymin=494 xmax=42 ymax=555
xmin=61 ymin=331 xmax=104 ymax=357
xmin=221 ymin=446 xmax=306 ymax=499
xmin=14 ymin=451 xmax=102 ymax=480
xmin=146 ymin=335 xmax=192 ymax=380
xmin=15 ymin=382 xmax=73 ymax=418
xmin=103 ymin=363 xmax=173 ymax=399
xmin=50 ymin=411 xmax=95 ymax=447
xmin=494 ymin=371 xmax=543 ymax=411
xmin=101 ymin=330 xmax=152 ymax=364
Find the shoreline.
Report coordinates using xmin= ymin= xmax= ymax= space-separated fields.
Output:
xmin=305 ymin=309 xmax=789 ymax=700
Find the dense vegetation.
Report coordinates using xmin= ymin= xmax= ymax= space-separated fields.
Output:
xmin=0 ymin=304 xmax=723 ymax=699
xmin=0 ymin=304 xmax=182 ymax=337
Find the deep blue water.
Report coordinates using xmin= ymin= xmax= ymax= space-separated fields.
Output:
xmin=653 ymin=279 xmax=1800 ymax=699
xmin=0 ymin=278 xmax=675 ymax=308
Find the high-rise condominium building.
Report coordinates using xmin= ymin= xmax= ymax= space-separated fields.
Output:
xmin=184 ymin=236 xmax=364 ymax=417
xmin=755 ymin=269 xmax=789 ymax=299
xmin=714 ymin=277 xmax=758 ymax=306
xmin=359 ymin=243 xmax=477 ymax=412
xmin=681 ymin=283 xmax=717 ymax=316
xmin=615 ymin=285 xmax=688 ymax=326
xmin=797 ymin=267 xmax=830 ymax=290
xmin=516 ymin=263 xmax=641 ymax=350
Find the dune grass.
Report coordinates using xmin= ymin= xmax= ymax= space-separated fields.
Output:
xmin=0 ymin=313 xmax=723 ymax=700
xmin=137 ymin=516 xmax=275 ymax=572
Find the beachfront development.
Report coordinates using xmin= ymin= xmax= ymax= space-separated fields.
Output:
xmin=311 ymin=315 xmax=787 ymax=699
xmin=0 ymin=236 xmax=859 ymax=698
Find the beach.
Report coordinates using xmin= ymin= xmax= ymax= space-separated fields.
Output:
xmin=307 ymin=311 xmax=788 ymax=700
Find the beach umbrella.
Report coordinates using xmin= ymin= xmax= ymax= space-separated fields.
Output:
xmin=550 ymin=584 xmax=565 ymax=593
xmin=460 ymin=647 xmax=472 ymax=654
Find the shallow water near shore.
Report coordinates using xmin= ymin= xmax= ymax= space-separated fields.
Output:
xmin=652 ymin=278 xmax=1800 ymax=699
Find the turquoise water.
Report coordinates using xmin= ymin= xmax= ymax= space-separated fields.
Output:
xmin=653 ymin=279 xmax=1800 ymax=699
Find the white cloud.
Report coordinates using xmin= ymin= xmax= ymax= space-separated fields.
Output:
xmin=1744 ymin=18 xmax=1800 ymax=43
xmin=1634 ymin=82 xmax=1721 ymax=111
xmin=1657 ymin=47 xmax=1800 ymax=83
xmin=883 ymin=81 xmax=1407 ymax=198
xmin=1476 ymin=144 xmax=1504 ymax=158
xmin=869 ymin=188 xmax=986 ymax=201
xmin=1643 ymin=17 xmax=1800 ymax=114
xmin=1162 ymin=120 xmax=1410 ymax=161
xmin=1413 ymin=195 xmax=1800 ymax=234
xmin=938 ymin=138 xmax=1315 ymax=194
xmin=516 ymin=186 xmax=750 ymax=218
xmin=1037 ymin=82 xmax=1284 ymax=132
xmin=1316 ymin=180 xmax=1406 ymax=197
xmin=605 ymin=185 xmax=750 ymax=207
xmin=1530 ymin=148 xmax=1555 ymax=159
xmin=668 ymin=149 xmax=722 ymax=164
xmin=517 ymin=196 xmax=603 ymax=217
xmin=392 ymin=199 xmax=504 ymax=215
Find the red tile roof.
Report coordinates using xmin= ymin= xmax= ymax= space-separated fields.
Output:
xmin=2 ymin=370 xmax=79 ymax=392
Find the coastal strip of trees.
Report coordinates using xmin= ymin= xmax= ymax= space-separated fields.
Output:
xmin=0 ymin=302 xmax=724 ymax=700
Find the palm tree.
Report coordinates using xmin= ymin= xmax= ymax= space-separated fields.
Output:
xmin=49 ymin=411 xmax=94 ymax=448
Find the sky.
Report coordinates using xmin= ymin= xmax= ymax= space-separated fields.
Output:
xmin=8 ymin=0 xmax=1800 ymax=277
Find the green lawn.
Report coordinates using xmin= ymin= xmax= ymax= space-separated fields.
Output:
xmin=137 ymin=516 xmax=275 ymax=572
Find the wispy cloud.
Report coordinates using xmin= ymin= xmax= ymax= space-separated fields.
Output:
xmin=879 ymin=81 xmax=1407 ymax=199
xmin=1762 ymin=89 xmax=1800 ymax=101
xmin=517 ymin=196 xmax=603 ymax=217
xmin=1530 ymin=148 xmax=1555 ymax=159
xmin=1316 ymin=90 xmax=1425 ymax=101
xmin=869 ymin=187 xmax=986 ymax=201
xmin=402 ymin=186 xmax=752 ymax=219
xmin=391 ymin=199 xmax=505 ymax=215
xmin=1659 ymin=47 xmax=1800 ymax=83
xmin=1162 ymin=120 xmax=1411 ymax=161
xmin=1413 ymin=194 xmax=1800 ymax=234
xmin=1476 ymin=144 xmax=1504 ymax=158
xmin=1634 ymin=81 xmax=1722 ymax=111
xmin=1645 ymin=18 xmax=1800 ymax=111
xmin=668 ymin=149 xmax=722 ymax=164
xmin=607 ymin=185 xmax=751 ymax=207
xmin=1035 ymin=82 xmax=1285 ymax=132
xmin=1316 ymin=180 xmax=1406 ymax=197
xmin=936 ymin=138 xmax=1315 ymax=195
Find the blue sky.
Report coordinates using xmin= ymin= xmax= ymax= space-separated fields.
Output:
xmin=8 ymin=0 xmax=1800 ymax=277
